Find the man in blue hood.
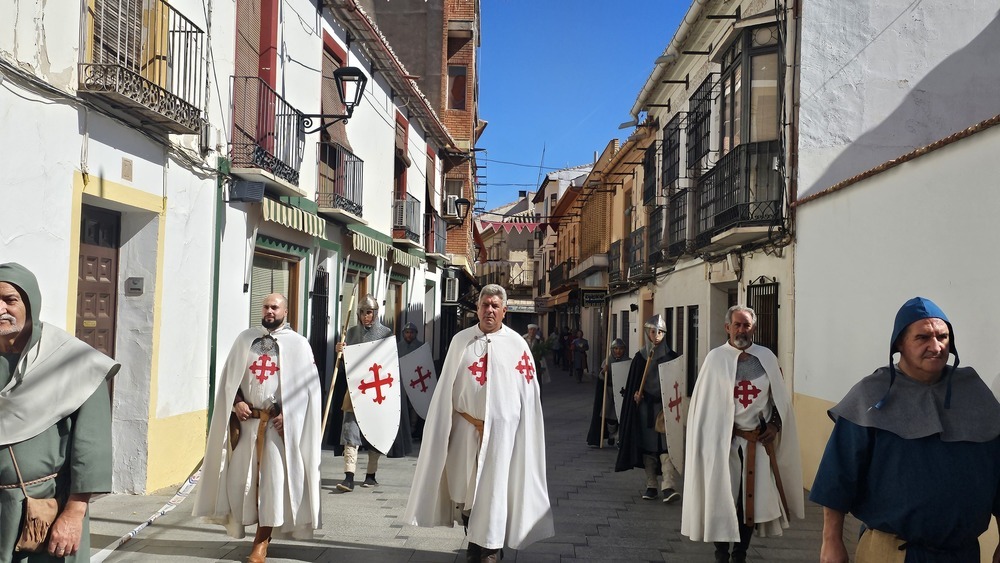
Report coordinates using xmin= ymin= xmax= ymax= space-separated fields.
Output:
xmin=811 ymin=297 xmax=1000 ymax=563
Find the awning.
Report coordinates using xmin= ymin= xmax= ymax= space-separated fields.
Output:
xmin=347 ymin=224 xmax=393 ymax=259
xmin=263 ymin=198 xmax=325 ymax=237
xmin=392 ymin=249 xmax=422 ymax=269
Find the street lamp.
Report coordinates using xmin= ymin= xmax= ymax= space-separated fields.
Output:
xmin=299 ymin=66 xmax=368 ymax=134
xmin=447 ymin=198 xmax=471 ymax=230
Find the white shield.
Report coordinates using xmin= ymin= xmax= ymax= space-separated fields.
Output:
xmin=343 ymin=336 xmax=401 ymax=454
xmin=398 ymin=342 xmax=437 ymax=419
xmin=610 ymin=361 xmax=631 ymax=422
xmin=658 ymin=357 xmax=686 ymax=474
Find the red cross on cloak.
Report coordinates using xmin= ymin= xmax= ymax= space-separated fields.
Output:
xmin=359 ymin=362 xmax=394 ymax=404
xmin=249 ymin=354 xmax=279 ymax=383
xmin=410 ymin=366 xmax=432 ymax=393
xmin=468 ymin=354 xmax=488 ymax=386
xmin=515 ymin=352 xmax=535 ymax=383
xmin=668 ymin=381 xmax=683 ymax=422
xmin=734 ymin=379 xmax=761 ymax=409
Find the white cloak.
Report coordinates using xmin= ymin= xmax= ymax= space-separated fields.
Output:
xmin=403 ymin=324 xmax=554 ymax=550
xmin=681 ymin=343 xmax=804 ymax=542
xmin=193 ymin=324 xmax=322 ymax=539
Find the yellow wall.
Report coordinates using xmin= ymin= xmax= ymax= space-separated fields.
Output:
xmin=147 ymin=411 xmax=208 ymax=492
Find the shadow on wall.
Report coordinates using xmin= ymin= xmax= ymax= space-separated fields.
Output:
xmin=802 ymin=12 xmax=1000 ymax=198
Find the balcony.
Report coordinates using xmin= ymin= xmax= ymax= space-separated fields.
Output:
xmin=549 ymin=259 xmax=576 ymax=293
xmin=230 ymin=76 xmax=305 ymax=192
xmin=648 ymin=208 xmax=664 ymax=267
xmin=628 ymin=227 xmax=653 ymax=280
xmin=642 ymin=144 xmax=659 ymax=206
xmin=694 ymin=140 xmax=782 ymax=250
xmin=666 ymin=189 xmax=689 ymax=258
xmin=536 ymin=274 xmax=547 ymax=296
xmin=79 ymin=0 xmax=205 ymax=134
xmin=424 ymin=213 xmax=447 ymax=258
xmin=393 ymin=194 xmax=421 ymax=247
xmin=317 ymin=142 xmax=363 ymax=222
xmin=608 ymin=240 xmax=622 ymax=285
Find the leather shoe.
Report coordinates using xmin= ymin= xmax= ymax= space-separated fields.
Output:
xmin=247 ymin=537 xmax=269 ymax=563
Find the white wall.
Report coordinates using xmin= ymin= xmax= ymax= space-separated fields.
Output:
xmin=794 ymin=124 xmax=1000 ymax=402
xmin=798 ymin=1 xmax=1000 ymax=198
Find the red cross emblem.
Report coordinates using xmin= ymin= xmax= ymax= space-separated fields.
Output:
xmin=468 ymin=355 xmax=488 ymax=386
xmin=515 ymin=352 xmax=535 ymax=383
xmin=249 ymin=354 xmax=278 ymax=383
xmin=734 ymin=379 xmax=761 ymax=409
xmin=359 ymin=362 xmax=394 ymax=404
xmin=668 ymin=381 xmax=683 ymax=422
xmin=409 ymin=366 xmax=432 ymax=393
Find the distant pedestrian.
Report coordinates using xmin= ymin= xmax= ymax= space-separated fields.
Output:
xmin=548 ymin=329 xmax=561 ymax=368
xmin=811 ymin=297 xmax=1000 ymax=563
xmin=404 ymin=284 xmax=554 ymax=562
xmin=681 ymin=305 xmax=804 ymax=563
xmin=588 ymin=338 xmax=628 ymax=447
xmin=561 ymin=328 xmax=572 ymax=369
xmin=572 ymin=330 xmax=589 ymax=383
xmin=194 ymin=293 xmax=322 ymax=563
xmin=615 ymin=315 xmax=680 ymax=503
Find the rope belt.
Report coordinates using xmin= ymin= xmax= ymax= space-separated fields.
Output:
xmin=458 ymin=411 xmax=484 ymax=443
xmin=0 ymin=472 xmax=58 ymax=490
xmin=732 ymin=427 xmax=788 ymax=527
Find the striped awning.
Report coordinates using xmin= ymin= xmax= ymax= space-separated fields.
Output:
xmin=351 ymin=231 xmax=392 ymax=259
xmin=262 ymin=198 xmax=325 ymax=237
xmin=392 ymin=249 xmax=423 ymax=269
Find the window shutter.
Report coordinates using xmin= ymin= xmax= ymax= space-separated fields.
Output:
xmin=321 ymin=49 xmax=351 ymax=150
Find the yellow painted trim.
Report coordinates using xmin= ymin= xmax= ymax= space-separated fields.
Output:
xmin=793 ymin=392 xmax=836 ymax=491
xmin=146 ymin=199 xmax=168 ymax=493
xmin=145 ymin=410 xmax=208 ymax=491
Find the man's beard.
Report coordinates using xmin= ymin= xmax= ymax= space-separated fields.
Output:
xmin=0 ymin=314 xmax=20 ymax=336
xmin=732 ymin=335 xmax=751 ymax=349
xmin=261 ymin=317 xmax=284 ymax=330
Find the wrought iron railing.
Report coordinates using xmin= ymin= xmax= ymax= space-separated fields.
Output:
xmin=694 ymin=140 xmax=782 ymax=246
xmin=231 ymin=76 xmax=305 ymax=185
xmin=648 ymin=208 xmax=664 ymax=266
xmin=393 ymin=194 xmax=421 ymax=243
xmin=79 ymin=0 xmax=205 ymax=134
xmin=549 ymin=259 xmax=576 ymax=290
xmin=628 ymin=227 xmax=648 ymax=278
xmin=536 ymin=274 xmax=546 ymax=295
xmin=642 ymin=144 xmax=658 ymax=206
xmin=317 ymin=142 xmax=363 ymax=216
xmin=667 ymin=189 xmax=689 ymax=257
xmin=608 ymin=240 xmax=622 ymax=283
xmin=424 ymin=213 xmax=446 ymax=255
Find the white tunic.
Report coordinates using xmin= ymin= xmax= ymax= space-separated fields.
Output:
xmin=403 ymin=324 xmax=554 ymax=550
xmin=681 ymin=343 xmax=804 ymax=542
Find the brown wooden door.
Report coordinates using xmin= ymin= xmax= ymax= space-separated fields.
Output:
xmin=77 ymin=205 xmax=120 ymax=358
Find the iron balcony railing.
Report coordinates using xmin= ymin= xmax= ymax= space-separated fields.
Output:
xmin=536 ymin=274 xmax=546 ymax=295
xmin=424 ymin=212 xmax=446 ymax=255
xmin=231 ymin=76 xmax=305 ymax=186
xmin=608 ymin=240 xmax=622 ymax=284
xmin=79 ymin=0 xmax=205 ymax=134
xmin=648 ymin=209 xmax=664 ymax=266
xmin=695 ymin=140 xmax=782 ymax=247
xmin=317 ymin=142 xmax=363 ymax=217
xmin=667 ymin=189 xmax=689 ymax=257
xmin=628 ymin=227 xmax=648 ymax=278
xmin=393 ymin=194 xmax=421 ymax=244
xmin=642 ymin=144 xmax=658 ymax=206
xmin=549 ymin=259 xmax=576 ymax=290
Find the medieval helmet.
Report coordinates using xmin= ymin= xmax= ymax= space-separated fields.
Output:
xmin=644 ymin=314 xmax=666 ymax=334
xmin=611 ymin=338 xmax=626 ymax=349
xmin=402 ymin=322 xmax=418 ymax=333
xmin=358 ymin=294 xmax=379 ymax=316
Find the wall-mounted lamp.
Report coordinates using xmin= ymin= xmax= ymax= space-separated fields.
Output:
xmin=446 ymin=198 xmax=472 ymax=230
xmin=299 ymin=66 xmax=368 ymax=134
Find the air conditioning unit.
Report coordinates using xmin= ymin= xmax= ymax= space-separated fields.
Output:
xmin=445 ymin=277 xmax=459 ymax=302
xmin=443 ymin=195 xmax=459 ymax=218
xmin=230 ymin=180 xmax=265 ymax=203
xmin=393 ymin=200 xmax=405 ymax=227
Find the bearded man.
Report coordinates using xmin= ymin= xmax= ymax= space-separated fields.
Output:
xmin=194 ymin=293 xmax=322 ymax=563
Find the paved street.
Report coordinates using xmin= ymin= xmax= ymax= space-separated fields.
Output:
xmin=89 ymin=362 xmax=855 ymax=562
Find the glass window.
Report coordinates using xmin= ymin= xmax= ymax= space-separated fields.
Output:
xmin=448 ymin=66 xmax=467 ymax=110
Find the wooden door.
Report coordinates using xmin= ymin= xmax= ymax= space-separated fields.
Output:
xmin=77 ymin=204 xmax=120 ymax=358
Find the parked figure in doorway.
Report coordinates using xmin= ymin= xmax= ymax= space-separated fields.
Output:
xmin=0 ymin=263 xmax=120 ymax=562
xmin=398 ymin=322 xmax=425 ymax=442
xmin=404 ymin=284 xmax=554 ymax=563
xmin=681 ymin=305 xmax=804 ymax=563
xmin=333 ymin=294 xmax=395 ymax=492
xmin=588 ymin=338 xmax=628 ymax=448
xmin=194 ymin=293 xmax=322 ymax=563
xmin=616 ymin=315 xmax=681 ymax=503
xmin=572 ymin=330 xmax=589 ymax=383
xmin=811 ymin=297 xmax=1000 ymax=563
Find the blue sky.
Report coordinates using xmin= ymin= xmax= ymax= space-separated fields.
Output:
xmin=476 ymin=1 xmax=688 ymax=214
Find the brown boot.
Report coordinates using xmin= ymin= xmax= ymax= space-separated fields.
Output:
xmin=480 ymin=547 xmax=500 ymax=562
xmin=247 ymin=537 xmax=270 ymax=563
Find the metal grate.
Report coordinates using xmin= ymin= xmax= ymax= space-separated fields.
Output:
xmin=747 ymin=278 xmax=779 ymax=355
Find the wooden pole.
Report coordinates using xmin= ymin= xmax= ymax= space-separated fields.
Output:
xmin=635 ymin=335 xmax=659 ymax=404
xmin=599 ymin=300 xmax=614 ymax=448
xmin=321 ymin=289 xmax=357 ymax=433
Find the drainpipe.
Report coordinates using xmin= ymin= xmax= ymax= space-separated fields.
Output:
xmin=207 ymin=157 xmax=229 ymax=422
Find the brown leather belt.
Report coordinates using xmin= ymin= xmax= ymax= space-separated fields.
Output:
xmin=458 ymin=411 xmax=484 ymax=443
xmin=249 ymin=406 xmax=280 ymax=501
xmin=732 ymin=427 xmax=788 ymax=527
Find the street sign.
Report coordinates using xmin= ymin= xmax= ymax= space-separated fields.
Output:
xmin=582 ymin=290 xmax=607 ymax=308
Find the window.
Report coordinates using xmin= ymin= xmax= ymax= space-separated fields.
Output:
xmin=674 ymin=307 xmax=684 ymax=355
xmin=250 ymin=252 xmax=298 ymax=330
xmin=686 ymin=305 xmax=699 ymax=394
xmin=621 ymin=310 xmax=630 ymax=352
xmin=719 ymin=24 xmax=781 ymax=157
xmin=642 ymin=143 xmax=658 ymax=205
xmin=664 ymin=307 xmax=674 ymax=348
xmin=747 ymin=278 xmax=779 ymax=354
xmin=648 ymin=207 xmax=663 ymax=265
xmin=687 ymin=77 xmax=714 ymax=172
xmin=448 ymin=66 xmax=467 ymax=110
xmin=661 ymin=114 xmax=682 ymax=191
